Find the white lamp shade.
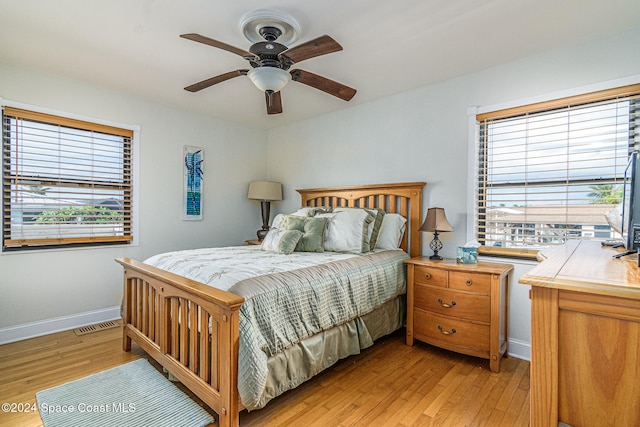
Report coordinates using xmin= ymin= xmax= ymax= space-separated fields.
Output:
xmin=248 ymin=181 xmax=282 ymax=201
xmin=247 ymin=67 xmax=291 ymax=93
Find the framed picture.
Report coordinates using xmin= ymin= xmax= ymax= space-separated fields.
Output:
xmin=183 ymin=145 xmax=204 ymax=220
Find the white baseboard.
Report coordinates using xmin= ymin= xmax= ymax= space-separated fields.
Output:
xmin=507 ymin=337 xmax=531 ymax=361
xmin=0 ymin=306 xmax=121 ymax=345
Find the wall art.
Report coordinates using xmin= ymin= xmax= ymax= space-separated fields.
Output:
xmin=183 ymin=145 xmax=204 ymax=220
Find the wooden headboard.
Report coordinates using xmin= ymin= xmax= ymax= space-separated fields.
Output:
xmin=296 ymin=182 xmax=426 ymax=258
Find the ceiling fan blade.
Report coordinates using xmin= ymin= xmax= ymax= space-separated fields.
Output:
xmin=279 ymin=35 xmax=343 ymax=64
xmin=265 ymin=91 xmax=283 ymax=115
xmin=180 ymin=33 xmax=257 ymax=60
xmin=184 ymin=70 xmax=248 ymax=92
xmin=290 ymin=69 xmax=356 ymax=101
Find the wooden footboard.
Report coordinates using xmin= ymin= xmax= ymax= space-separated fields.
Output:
xmin=116 ymin=258 xmax=244 ymax=427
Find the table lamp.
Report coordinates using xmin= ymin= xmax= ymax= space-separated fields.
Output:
xmin=248 ymin=181 xmax=282 ymax=240
xmin=420 ymin=207 xmax=454 ymax=260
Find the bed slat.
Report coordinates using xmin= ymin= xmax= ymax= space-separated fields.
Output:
xmin=199 ymin=309 xmax=211 ymax=383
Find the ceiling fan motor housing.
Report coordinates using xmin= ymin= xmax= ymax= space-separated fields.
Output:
xmin=249 ymin=39 xmax=289 ymax=69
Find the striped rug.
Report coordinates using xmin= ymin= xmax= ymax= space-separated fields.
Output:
xmin=35 ymin=359 xmax=214 ymax=427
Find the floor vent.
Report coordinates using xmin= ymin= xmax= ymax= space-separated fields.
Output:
xmin=73 ymin=320 xmax=120 ymax=336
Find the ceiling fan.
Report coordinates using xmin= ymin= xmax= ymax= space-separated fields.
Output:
xmin=180 ymin=10 xmax=357 ymax=115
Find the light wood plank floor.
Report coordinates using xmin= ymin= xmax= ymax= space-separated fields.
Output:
xmin=0 ymin=325 xmax=530 ymax=426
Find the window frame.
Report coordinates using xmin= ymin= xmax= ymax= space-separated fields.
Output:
xmin=469 ymin=82 xmax=640 ymax=259
xmin=1 ymin=101 xmax=139 ymax=252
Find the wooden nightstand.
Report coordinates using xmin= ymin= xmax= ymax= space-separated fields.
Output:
xmin=245 ymin=239 xmax=262 ymax=245
xmin=404 ymin=257 xmax=513 ymax=372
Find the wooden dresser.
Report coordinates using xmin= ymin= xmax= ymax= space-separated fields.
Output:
xmin=520 ymin=240 xmax=640 ymax=427
xmin=404 ymin=257 xmax=513 ymax=372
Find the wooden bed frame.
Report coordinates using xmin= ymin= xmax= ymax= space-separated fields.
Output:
xmin=116 ymin=181 xmax=425 ymax=426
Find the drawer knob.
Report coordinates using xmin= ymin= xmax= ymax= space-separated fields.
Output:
xmin=466 ymin=279 xmax=472 ymax=286
xmin=425 ymin=273 xmax=431 ymax=280
xmin=437 ymin=325 xmax=456 ymax=335
xmin=437 ymin=298 xmax=456 ymax=308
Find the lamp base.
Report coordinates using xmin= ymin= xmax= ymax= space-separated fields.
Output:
xmin=257 ymin=200 xmax=272 ymax=241
xmin=257 ymin=228 xmax=269 ymax=241
xmin=429 ymin=231 xmax=444 ymax=260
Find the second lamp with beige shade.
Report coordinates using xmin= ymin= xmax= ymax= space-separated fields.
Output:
xmin=419 ymin=207 xmax=454 ymax=260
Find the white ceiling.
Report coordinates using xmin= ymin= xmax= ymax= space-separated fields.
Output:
xmin=1 ymin=0 xmax=639 ymax=130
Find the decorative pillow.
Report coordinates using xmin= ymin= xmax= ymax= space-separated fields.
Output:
xmin=308 ymin=206 xmax=333 ymax=215
xmin=290 ymin=207 xmax=316 ymax=216
xmin=271 ymin=213 xmax=286 ymax=230
xmin=287 ymin=206 xmax=333 ymax=215
xmin=271 ymin=207 xmax=314 ymax=229
xmin=317 ymin=209 xmax=374 ymax=253
xmin=375 ymin=213 xmax=408 ymax=250
xmin=261 ymin=229 xmax=304 ymax=255
xmin=281 ymin=215 xmax=328 ymax=252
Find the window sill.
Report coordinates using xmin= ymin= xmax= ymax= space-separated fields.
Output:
xmin=477 ymin=246 xmax=540 ymax=261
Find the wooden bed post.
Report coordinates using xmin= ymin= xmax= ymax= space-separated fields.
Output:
xmin=218 ymin=309 xmax=240 ymax=427
xmin=122 ymin=274 xmax=132 ymax=352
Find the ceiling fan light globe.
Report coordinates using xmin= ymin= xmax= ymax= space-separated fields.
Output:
xmin=247 ymin=67 xmax=291 ymax=92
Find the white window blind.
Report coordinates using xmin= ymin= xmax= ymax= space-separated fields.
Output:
xmin=2 ymin=107 xmax=133 ymax=250
xmin=476 ymin=84 xmax=640 ymax=254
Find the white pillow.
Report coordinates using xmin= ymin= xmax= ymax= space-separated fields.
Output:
xmin=375 ymin=214 xmax=407 ymax=250
xmin=261 ymin=229 xmax=303 ymax=255
xmin=316 ymin=209 xmax=374 ymax=253
xmin=333 ymin=207 xmax=384 ymax=249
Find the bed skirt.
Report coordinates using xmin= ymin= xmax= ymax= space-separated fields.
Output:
xmin=255 ymin=295 xmax=405 ymax=409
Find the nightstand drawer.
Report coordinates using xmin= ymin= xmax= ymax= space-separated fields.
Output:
xmin=414 ymin=266 xmax=447 ymax=287
xmin=449 ymin=271 xmax=491 ymax=293
xmin=414 ymin=309 xmax=490 ymax=352
xmin=414 ymin=285 xmax=490 ymax=323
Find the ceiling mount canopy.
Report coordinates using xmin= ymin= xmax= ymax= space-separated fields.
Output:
xmin=179 ymin=8 xmax=356 ymax=115
xmin=239 ymin=9 xmax=301 ymax=45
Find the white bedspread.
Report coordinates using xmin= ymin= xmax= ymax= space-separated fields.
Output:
xmin=144 ymin=245 xmax=358 ymax=292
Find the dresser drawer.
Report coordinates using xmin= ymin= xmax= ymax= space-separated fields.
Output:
xmin=449 ymin=271 xmax=491 ymax=293
xmin=414 ymin=309 xmax=490 ymax=352
xmin=414 ymin=285 xmax=490 ymax=323
xmin=414 ymin=266 xmax=447 ymax=287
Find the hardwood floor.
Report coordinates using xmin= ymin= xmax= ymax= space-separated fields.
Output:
xmin=0 ymin=325 xmax=530 ymax=426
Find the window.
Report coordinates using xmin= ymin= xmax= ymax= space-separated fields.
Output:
xmin=2 ymin=107 xmax=133 ymax=251
xmin=475 ymin=84 xmax=640 ymax=257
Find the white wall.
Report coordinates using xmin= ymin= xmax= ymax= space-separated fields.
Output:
xmin=267 ymin=27 xmax=640 ymax=359
xmin=0 ymin=62 xmax=267 ymax=341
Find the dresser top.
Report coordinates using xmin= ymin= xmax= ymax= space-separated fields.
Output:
xmin=519 ymin=240 xmax=640 ymax=299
